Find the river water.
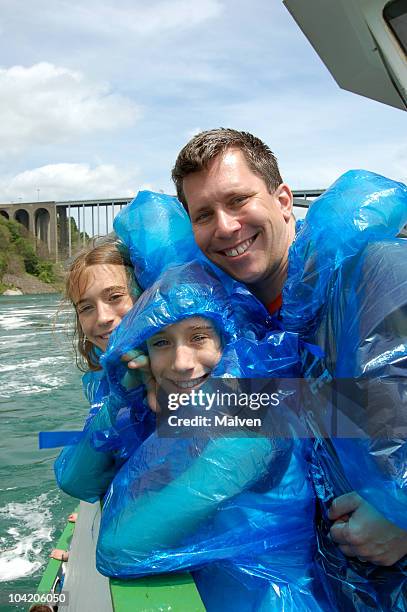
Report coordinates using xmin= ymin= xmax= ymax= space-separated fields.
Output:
xmin=0 ymin=294 xmax=87 ymax=610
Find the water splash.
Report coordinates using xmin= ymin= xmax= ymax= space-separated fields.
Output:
xmin=0 ymin=493 xmax=55 ymax=582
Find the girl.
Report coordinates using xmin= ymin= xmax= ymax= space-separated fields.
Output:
xmin=54 ymin=240 xmax=154 ymax=502
xmin=97 ymin=259 xmax=322 ymax=612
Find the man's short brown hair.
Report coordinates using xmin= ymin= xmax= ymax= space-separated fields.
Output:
xmin=172 ymin=128 xmax=283 ymax=209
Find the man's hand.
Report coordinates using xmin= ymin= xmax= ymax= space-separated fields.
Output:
xmin=121 ymin=350 xmax=159 ymax=412
xmin=329 ymin=491 xmax=407 ymax=566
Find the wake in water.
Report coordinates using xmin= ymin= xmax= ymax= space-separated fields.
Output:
xmin=0 ymin=492 xmax=55 ymax=582
xmin=0 ymin=295 xmax=82 ymax=596
xmin=0 ymin=355 xmax=69 ymax=398
xmin=0 ymin=298 xmax=74 ymax=398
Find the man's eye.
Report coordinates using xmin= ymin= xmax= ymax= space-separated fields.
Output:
xmin=194 ymin=211 xmax=211 ymax=223
xmin=233 ymin=196 xmax=248 ymax=205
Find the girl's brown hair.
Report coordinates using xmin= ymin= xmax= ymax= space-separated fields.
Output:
xmin=65 ymin=239 xmax=138 ymax=372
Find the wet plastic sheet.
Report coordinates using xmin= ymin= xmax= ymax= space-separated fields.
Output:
xmin=282 ymin=169 xmax=407 ymax=335
xmin=97 ymin=436 xmax=320 ymax=611
xmin=113 ymin=190 xmax=201 ymax=289
xmin=283 ymin=170 xmax=407 ymax=609
xmin=319 ymin=240 xmax=407 ymax=528
xmin=282 ymin=170 xmax=407 ymax=517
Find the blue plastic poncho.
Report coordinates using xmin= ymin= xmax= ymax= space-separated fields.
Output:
xmin=283 ymin=170 xmax=407 ymax=515
xmin=282 ymin=170 xmax=407 ymax=610
xmin=54 ymin=364 xmax=155 ymax=502
xmin=54 ymin=367 xmax=119 ymax=501
xmin=113 ymin=190 xmax=201 ymax=289
xmin=282 ymin=169 xmax=407 ymax=336
xmin=98 ymin=258 xmax=322 ymax=611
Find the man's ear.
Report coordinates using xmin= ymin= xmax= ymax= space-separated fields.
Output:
xmin=275 ymin=183 xmax=293 ymax=222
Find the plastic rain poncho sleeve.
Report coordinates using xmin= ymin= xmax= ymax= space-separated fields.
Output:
xmin=54 ymin=370 xmax=118 ymax=502
xmin=54 ymin=369 xmax=155 ymax=503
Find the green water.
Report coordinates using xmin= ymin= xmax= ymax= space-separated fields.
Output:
xmin=0 ymin=294 xmax=88 ymax=610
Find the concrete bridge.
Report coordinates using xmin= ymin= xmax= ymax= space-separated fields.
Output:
xmin=0 ymin=192 xmax=324 ymax=262
xmin=0 ymin=197 xmax=133 ymax=261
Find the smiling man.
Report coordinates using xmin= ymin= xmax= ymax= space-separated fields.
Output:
xmin=173 ymin=130 xmax=295 ymax=309
xmin=172 ymin=128 xmax=407 ymax=607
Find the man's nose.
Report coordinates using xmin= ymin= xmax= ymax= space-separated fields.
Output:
xmin=172 ymin=345 xmax=194 ymax=373
xmin=213 ymin=209 xmax=241 ymax=239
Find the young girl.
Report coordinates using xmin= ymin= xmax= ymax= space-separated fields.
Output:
xmin=54 ymin=240 xmax=154 ymax=502
xmin=96 ymin=259 xmax=322 ymax=612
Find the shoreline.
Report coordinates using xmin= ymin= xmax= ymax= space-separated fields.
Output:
xmin=1 ymin=272 xmax=63 ymax=296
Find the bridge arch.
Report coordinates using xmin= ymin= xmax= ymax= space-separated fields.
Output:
xmin=0 ymin=209 xmax=9 ymax=219
xmin=14 ymin=208 xmax=30 ymax=230
xmin=35 ymin=207 xmax=51 ymax=252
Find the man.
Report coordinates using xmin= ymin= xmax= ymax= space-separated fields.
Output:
xmin=171 ymin=128 xmax=407 ymax=605
xmin=173 ymin=130 xmax=294 ymax=310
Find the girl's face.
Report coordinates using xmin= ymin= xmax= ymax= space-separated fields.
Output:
xmin=75 ymin=264 xmax=134 ymax=351
xmin=147 ymin=316 xmax=222 ymax=392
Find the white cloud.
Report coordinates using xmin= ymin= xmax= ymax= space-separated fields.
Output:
xmin=193 ymin=88 xmax=407 ymax=189
xmin=35 ymin=0 xmax=223 ymax=37
xmin=0 ymin=0 xmax=405 ymax=202
xmin=0 ymin=0 xmax=223 ymax=44
xmin=283 ymin=142 xmax=407 ymax=191
xmin=0 ymin=163 xmax=143 ymax=202
xmin=0 ymin=63 xmax=141 ymax=154
xmin=89 ymin=0 xmax=224 ymax=36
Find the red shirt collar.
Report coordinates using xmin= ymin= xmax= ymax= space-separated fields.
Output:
xmin=266 ymin=293 xmax=282 ymax=315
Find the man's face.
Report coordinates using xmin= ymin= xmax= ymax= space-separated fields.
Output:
xmin=182 ymin=149 xmax=294 ymax=297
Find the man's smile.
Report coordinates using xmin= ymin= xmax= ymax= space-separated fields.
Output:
xmin=218 ymin=234 xmax=258 ymax=258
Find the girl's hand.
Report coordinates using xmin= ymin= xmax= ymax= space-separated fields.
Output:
xmin=121 ymin=350 xmax=158 ymax=412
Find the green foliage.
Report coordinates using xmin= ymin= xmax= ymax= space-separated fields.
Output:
xmin=0 ymin=221 xmax=11 ymax=245
xmin=0 ymin=252 xmax=7 ymax=277
xmin=0 ymin=216 xmax=56 ymax=284
xmin=36 ymin=261 xmax=56 ymax=284
xmin=69 ymin=217 xmax=90 ymax=245
xmin=13 ymin=237 xmax=39 ymax=274
xmin=0 ymin=220 xmax=11 ymax=276
xmin=3 ymin=218 xmax=25 ymax=242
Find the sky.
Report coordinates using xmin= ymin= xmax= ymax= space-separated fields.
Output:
xmin=0 ymin=0 xmax=406 ymax=207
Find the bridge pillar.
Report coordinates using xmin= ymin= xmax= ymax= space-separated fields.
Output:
xmin=58 ymin=206 xmax=69 ymax=260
